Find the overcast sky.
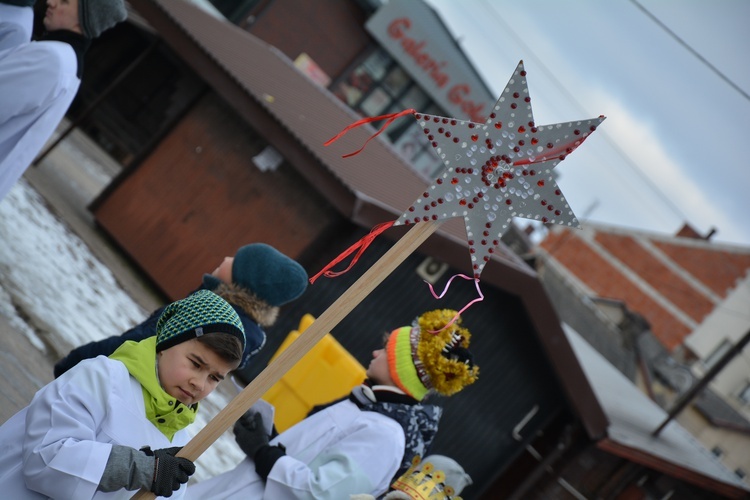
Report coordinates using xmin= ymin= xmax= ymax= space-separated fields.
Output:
xmin=426 ymin=0 xmax=750 ymax=247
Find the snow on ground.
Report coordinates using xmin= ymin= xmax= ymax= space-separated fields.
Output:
xmin=0 ymin=180 xmax=145 ymax=353
xmin=0 ymin=180 xmax=244 ymax=482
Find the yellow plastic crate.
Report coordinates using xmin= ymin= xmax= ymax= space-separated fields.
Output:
xmin=262 ymin=313 xmax=366 ymax=432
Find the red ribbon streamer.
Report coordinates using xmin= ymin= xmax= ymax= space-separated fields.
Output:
xmin=309 ymin=220 xmax=396 ymax=284
xmin=324 ymin=109 xmax=416 ymax=158
xmin=424 ymin=274 xmax=485 ymax=333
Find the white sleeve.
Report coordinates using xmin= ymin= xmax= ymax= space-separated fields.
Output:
xmin=0 ymin=3 xmax=33 ymax=50
xmin=0 ymin=41 xmax=79 ymax=122
xmin=0 ymin=41 xmax=79 ymax=200
xmin=21 ymin=359 xmax=116 ymax=499
xmin=263 ymin=419 xmax=405 ymax=500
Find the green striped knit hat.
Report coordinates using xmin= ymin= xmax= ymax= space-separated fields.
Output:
xmin=156 ymin=289 xmax=245 ymax=352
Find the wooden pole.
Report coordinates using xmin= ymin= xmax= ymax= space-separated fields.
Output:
xmin=131 ymin=220 xmax=441 ymax=499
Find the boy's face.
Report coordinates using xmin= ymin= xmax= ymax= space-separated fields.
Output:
xmin=211 ymin=256 xmax=234 ymax=284
xmin=366 ymin=347 xmax=396 ymax=386
xmin=44 ymin=0 xmax=82 ymax=34
xmin=157 ymin=338 xmax=236 ymax=406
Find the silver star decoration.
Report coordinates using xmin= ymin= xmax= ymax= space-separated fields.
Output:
xmin=394 ymin=61 xmax=605 ymax=278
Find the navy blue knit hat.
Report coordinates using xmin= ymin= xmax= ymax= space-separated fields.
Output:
xmin=202 ymin=243 xmax=308 ymax=307
xmin=156 ymin=290 xmax=245 ymax=352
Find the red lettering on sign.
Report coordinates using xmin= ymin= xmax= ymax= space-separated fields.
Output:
xmin=385 ymin=17 xmax=487 ymax=121
xmin=448 ymin=84 xmax=486 ymax=122
xmin=388 ymin=18 xmax=449 ymax=88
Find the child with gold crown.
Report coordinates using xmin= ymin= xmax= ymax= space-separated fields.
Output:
xmin=187 ymin=309 xmax=479 ymax=499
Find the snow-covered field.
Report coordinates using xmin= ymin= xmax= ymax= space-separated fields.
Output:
xmin=0 ymin=180 xmax=244 ymax=482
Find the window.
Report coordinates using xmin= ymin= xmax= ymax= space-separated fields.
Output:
xmin=738 ymin=381 xmax=750 ymax=405
xmin=703 ymin=339 xmax=732 ymax=371
xmin=383 ymin=67 xmax=410 ymax=97
xmin=711 ymin=446 xmax=723 ymax=457
xmin=332 ymin=48 xmax=445 ymax=178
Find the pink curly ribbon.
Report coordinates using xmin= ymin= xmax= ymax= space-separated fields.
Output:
xmin=424 ymin=274 xmax=484 ymax=333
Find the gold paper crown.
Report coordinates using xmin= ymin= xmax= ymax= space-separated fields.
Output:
xmin=389 ymin=455 xmax=463 ymax=500
xmin=415 ymin=309 xmax=479 ymax=396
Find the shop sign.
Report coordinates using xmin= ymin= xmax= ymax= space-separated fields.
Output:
xmin=366 ymin=0 xmax=495 ymax=122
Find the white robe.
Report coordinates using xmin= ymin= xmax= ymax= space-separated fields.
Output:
xmin=0 ymin=356 xmax=191 ymax=499
xmin=0 ymin=39 xmax=80 ymax=201
xmin=187 ymin=399 xmax=406 ymax=500
xmin=0 ymin=3 xmax=33 ymax=50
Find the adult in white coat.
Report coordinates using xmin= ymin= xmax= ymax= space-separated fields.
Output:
xmin=0 ymin=0 xmax=126 ymax=202
xmin=187 ymin=309 xmax=480 ymax=500
xmin=0 ymin=289 xmax=247 ymax=499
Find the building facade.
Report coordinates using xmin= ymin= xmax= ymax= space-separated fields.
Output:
xmin=40 ymin=0 xmax=749 ymax=496
xmin=539 ymin=221 xmax=750 ymax=483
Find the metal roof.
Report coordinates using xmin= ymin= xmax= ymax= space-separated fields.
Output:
xmin=564 ymin=323 xmax=750 ymax=498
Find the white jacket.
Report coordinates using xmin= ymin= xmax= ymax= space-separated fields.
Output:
xmin=0 ymin=356 xmax=190 ymax=499
xmin=0 ymin=39 xmax=80 ymax=201
xmin=187 ymin=399 xmax=406 ymax=500
xmin=0 ymin=2 xmax=33 ymax=50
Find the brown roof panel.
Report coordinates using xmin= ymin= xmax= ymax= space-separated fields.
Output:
xmin=148 ymin=0 xmax=532 ymax=277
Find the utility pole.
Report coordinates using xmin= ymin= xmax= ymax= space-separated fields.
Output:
xmin=652 ymin=328 xmax=750 ymax=436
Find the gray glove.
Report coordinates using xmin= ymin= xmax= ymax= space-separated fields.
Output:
xmin=99 ymin=445 xmax=195 ymax=496
xmin=234 ymin=411 xmax=269 ymax=459
xmin=99 ymin=445 xmax=153 ymax=493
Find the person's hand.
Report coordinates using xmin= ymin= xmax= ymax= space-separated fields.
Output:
xmin=234 ymin=411 xmax=270 ymax=459
xmin=143 ymin=446 xmax=196 ymax=497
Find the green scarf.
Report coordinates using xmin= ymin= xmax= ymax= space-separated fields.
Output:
xmin=109 ymin=336 xmax=197 ymax=441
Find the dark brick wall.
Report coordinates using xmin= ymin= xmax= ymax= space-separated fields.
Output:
xmin=248 ymin=0 xmax=372 ymax=79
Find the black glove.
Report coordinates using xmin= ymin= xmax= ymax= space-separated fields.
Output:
xmin=234 ymin=411 xmax=270 ymax=459
xmin=141 ymin=446 xmax=196 ymax=497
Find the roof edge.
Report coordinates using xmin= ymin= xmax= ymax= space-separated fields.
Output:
xmin=598 ymin=437 xmax=749 ymax=498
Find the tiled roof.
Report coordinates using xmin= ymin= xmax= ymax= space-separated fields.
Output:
xmin=541 ymin=222 xmax=750 ymax=350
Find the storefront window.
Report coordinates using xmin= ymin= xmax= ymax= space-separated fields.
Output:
xmin=334 ymin=66 xmax=373 ymax=107
xmin=400 ymin=85 xmax=429 ymax=110
xmin=362 ymin=50 xmax=390 ymax=80
xmin=393 ymin=117 xmax=443 ymax=181
xmin=738 ymin=381 xmax=750 ymax=405
xmin=331 ymin=48 xmax=445 ymax=178
xmin=383 ymin=66 xmax=410 ymax=97
xmin=360 ymin=87 xmax=391 ymax=116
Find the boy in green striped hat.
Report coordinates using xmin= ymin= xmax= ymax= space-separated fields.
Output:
xmin=0 ymin=289 xmax=245 ymax=499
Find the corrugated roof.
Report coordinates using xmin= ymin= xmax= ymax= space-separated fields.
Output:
xmin=149 ymin=0 xmax=532 ymax=276
xmin=564 ymin=323 xmax=750 ymax=498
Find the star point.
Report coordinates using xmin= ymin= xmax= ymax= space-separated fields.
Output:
xmin=395 ymin=61 xmax=605 ymax=278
